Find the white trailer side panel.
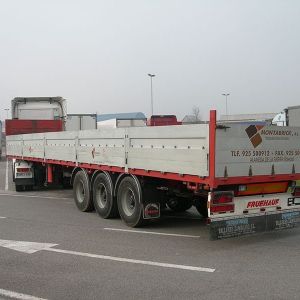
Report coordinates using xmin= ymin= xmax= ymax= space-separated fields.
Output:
xmin=6 ymin=124 xmax=210 ymax=177
xmin=215 ymin=124 xmax=300 ymax=177
xmin=45 ymin=131 xmax=78 ymax=161
xmin=77 ymin=128 xmax=126 ymax=167
xmin=127 ymin=125 xmax=209 ymax=176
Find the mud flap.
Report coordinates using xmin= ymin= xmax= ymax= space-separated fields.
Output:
xmin=142 ymin=185 xmax=160 ymax=219
xmin=143 ymin=203 xmax=160 ymax=219
xmin=210 ymin=209 xmax=300 ymax=240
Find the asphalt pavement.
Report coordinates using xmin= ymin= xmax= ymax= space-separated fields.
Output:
xmin=0 ymin=155 xmax=300 ymax=300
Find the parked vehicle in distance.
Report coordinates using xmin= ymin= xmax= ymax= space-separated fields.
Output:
xmin=6 ymin=97 xmax=66 ymax=136
xmin=97 ymin=118 xmax=146 ymax=128
xmin=272 ymin=105 xmax=300 ymax=126
xmin=147 ymin=115 xmax=182 ymax=126
xmin=11 ymin=97 xmax=66 ymax=120
xmin=66 ymin=114 xmax=97 ymax=131
xmin=5 ymin=119 xmax=64 ymax=136
xmin=6 ymin=97 xmax=66 ymax=189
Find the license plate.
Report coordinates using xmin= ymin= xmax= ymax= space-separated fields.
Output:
xmin=210 ymin=209 xmax=300 ymax=240
xmin=16 ymin=172 xmax=32 ymax=177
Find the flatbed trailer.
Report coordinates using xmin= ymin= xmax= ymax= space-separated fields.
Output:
xmin=6 ymin=111 xmax=300 ymax=239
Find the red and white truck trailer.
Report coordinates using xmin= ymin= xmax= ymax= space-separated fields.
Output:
xmin=6 ymin=107 xmax=300 ymax=239
xmin=6 ymin=97 xmax=66 ymax=190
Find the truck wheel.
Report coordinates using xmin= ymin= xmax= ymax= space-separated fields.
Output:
xmin=15 ymin=185 xmax=24 ymax=192
xmin=117 ymin=176 xmax=144 ymax=227
xmin=195 ymin=197 xmax=208 ymax=218
xmin=73 ymin=171 xmax=94 ymax=212
xmin=93 ymin=172 xmax=118 ymax=218
xmin=25 ymin=185 xmax=33 ymax=191
xmin=167 ymin=197 xmax=193 ymax=212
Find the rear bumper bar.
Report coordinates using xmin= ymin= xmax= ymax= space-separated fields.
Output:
xmin=209 ymin=208 xmax=300 ymax=240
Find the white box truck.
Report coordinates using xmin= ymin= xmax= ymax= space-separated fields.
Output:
xmin=66 ymin=114 xmax=97 ymax=131
xmin=97 ymin=118 xmax=146 ymax=129
xmin=272 ymin=105 xmax=300 ymax=126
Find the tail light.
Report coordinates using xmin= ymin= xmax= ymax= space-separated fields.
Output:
xmin=209 ymin=191 xmax=234 ymax=215
xmin=210 ymin=204 xmax=235 ymax=213
xmin=211 ymin=191 xmax=233 ymax=204
xmin=292 ymin=187 xmax=300 ymax=197
xmin=16 ymin=168 xmax=31 ymax=172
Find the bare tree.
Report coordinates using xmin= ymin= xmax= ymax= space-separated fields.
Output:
xmin=191 ymin=106 xmax=201 ymax=122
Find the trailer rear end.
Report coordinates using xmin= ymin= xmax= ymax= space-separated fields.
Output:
xmin=208 ymin=120 xmax=300 ymax=238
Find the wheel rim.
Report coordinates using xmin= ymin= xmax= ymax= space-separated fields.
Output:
xmin=76 ymin=179 xmax=85 ymax=203
xmin=167 ymin=198 xmax=179 ymax=209
xmin=122 ymin=187 xmax=136 ymax=217
xmin=95 ymin=183 xmax=108 ymax=209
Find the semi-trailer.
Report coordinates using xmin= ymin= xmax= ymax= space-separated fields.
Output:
xmin=6 ymin=110 xmax=300 ymax=239
xmin=6 ymin=97 xmax=67 ymax=190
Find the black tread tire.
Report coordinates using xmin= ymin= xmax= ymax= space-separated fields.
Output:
xmin=73 ymin=170 xmax=94 ymax=212
xmin=93 ymin=172 xmax=118 ymax=219
xmin=195 ymin=197 xmax=208 ymax=218
xmin=25 ymin=185 xmax=33 ymax=191
xmin=15 ymin=185 xmax=24 ymax=192
xmin=117 ymin=176 xmax=144 ymax=227
xmin=167 ymin=197 xmax=193 ymax=212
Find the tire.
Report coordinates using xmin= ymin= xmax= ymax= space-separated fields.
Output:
xmin=73 ymin=170 xmax=94 ymax=212
xmin=117 ymin=176 xmax=144 ymax=227
xmin=25 ymin=185 xmax=33 ymax=191
xmin=166 ymin=197 xmax=193 ymax=212
xmin=15 ymin=185 xmax=24 ymax=192
xmin=195 ymin=197 xmax=208 ymax=218
xmin=93 ymin=172 xmax=118 ymax=218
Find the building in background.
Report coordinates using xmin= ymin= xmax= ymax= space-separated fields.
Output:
xmin=219 ymin=113 xmax=276 ymax=123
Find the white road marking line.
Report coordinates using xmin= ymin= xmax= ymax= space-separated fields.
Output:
xmin=104 ymin=227 xmax=200 ymax=238
xmin=48 ymin=248 xmax=214 ymax=272
xmin=0 ymin=288 xmax=47 ymax=300
xmin=0 ymin=239 xmax=215 ymax=273
xmin=0 ymin=193 xmax=71 ymax=200
xmin=5 ymin=159 xmax=9 ymax=191
xmin=0 ymin=216 xmax=6 ymax=219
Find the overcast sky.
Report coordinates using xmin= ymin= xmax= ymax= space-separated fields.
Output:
xmin=0 ymin=0 xmax=299 ymax=121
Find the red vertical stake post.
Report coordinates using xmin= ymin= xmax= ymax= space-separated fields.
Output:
xmin=47 ymin=164 xmax=53 ymax=184
xmin=209 ymin=110 xmax=216 ymax=189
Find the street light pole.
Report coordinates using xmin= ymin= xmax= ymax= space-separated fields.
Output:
xmin=222 ymin=93 xmax=230 ymax=120
xmin=148 ymin=73 xmax=155 ymax=116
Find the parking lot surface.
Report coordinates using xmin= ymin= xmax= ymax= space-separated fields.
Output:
xmin=0 ymin=157 xmax=300 ymax=300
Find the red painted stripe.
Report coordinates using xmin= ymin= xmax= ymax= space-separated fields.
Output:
xmin=7 ymin=155 xmax=210 ymax=184
xmin=209 ymin=110 xmax=217 ymax=188
xmin=7 ymin=155 xmax=300 ymax=187
xmin=215 ymin=174 xmax=300 ymax=186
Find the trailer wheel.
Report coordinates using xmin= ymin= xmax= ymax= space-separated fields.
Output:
xmin=167 ymin=197 xmax=193 ymax=212
xmin=15 ymin=185 xmax=24 ymax=192
xmin=117 ymin=176 xmax=144 ymax=227
xmin=73 ymin=171 xmax=94 ymax=212
xmin=195 ymin=197 xmax=208 ymax=218
xmin=25 ymin=185 xmax=33 ymax=191
xmin=93 ymin=172 xmax=118 ymax=218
